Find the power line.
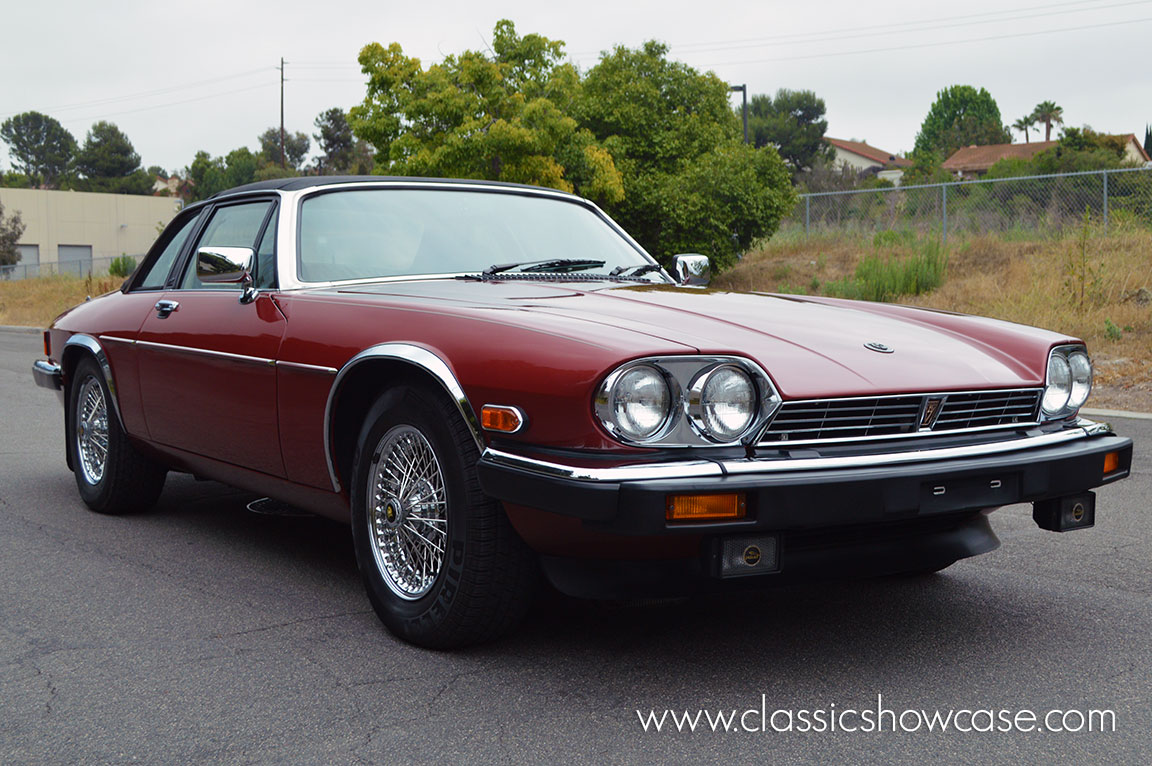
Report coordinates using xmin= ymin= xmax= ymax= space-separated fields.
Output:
xmin=674 ymin=0 xmax=1152 ymax=54
xmin=669 ymin=0 xmax=1126 ymax=50
xmin=0 ymin=68 xmax=272 ymax=120
xmin=564 ymin=0 xmax=1137 ymax=57
xmin=55 ymin=82 xmax=274 ymax=126
xmin=698 ymin=14 xmax=1152 ymax=66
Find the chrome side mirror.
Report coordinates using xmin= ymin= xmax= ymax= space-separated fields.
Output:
xmin=197 ymin=246 xmax=257 ymax=303
xmin=670 ymin=253 xmax=711 ymax=286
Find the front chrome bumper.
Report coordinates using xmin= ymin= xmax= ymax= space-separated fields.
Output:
xmin=482 ymin=419 xmax=1117 ymax=484
xmin=32 ymin=359 xmax=63 ymax=391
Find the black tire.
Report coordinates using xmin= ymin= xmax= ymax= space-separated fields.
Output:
xmin=350 ymin=384 xmax=535 ymax=649
xmin=68 ymin=356 xmax=166 ymax=514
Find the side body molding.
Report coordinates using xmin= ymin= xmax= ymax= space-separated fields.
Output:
xmin=323 ymin=343 xmax=484 ymax=492
xmin=64 ymin=333 xmax=127 ymax=432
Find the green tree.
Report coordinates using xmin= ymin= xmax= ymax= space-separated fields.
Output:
xmin=913 ymin=85 xmax=1010 ymax=159
xmin=185 ymin=148 xmax=258 ymax=200
xmin=0 ymin=111 xmax=76 ymax=188
xmin=349 ymin=20 xmax=623 ymax=204
xmin=1011 ymin=114 xmax=1036 ymax=143
xmin=0 ymin=199 xmax=26 ymax=268
xmin=1144 ymin=125 xmax=1151 ymax=158
xmin=314 ymin=107 xmax=354 ymax=173
xmin=74 ymin=121 xmax=152 ymax=194
xmin=1031 ymin=100 xmax=1064 ymax=141
xmin=577 ymin=41 xmax=793 ymax=269
xmin=745 ymin=89 xmax=834 ymax=175
xmin=186 ymin=150 xmax=224 ymax=201
xmin=258 ymin=127 xmax=310 ymax=170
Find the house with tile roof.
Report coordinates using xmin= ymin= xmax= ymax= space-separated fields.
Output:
xmin=943 ymin=135 xmax=1151 ymax=178
xmin=824 ymin=137 xmax=912 ymax=184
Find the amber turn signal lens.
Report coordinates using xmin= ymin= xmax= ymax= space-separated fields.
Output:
xmin=481 ymin=405 xmax=524 ymax=433
xmin=666 ymin=493 xmax=746 ymax=522
xmin=1103 ymin=451 xmax=1120 ymax=475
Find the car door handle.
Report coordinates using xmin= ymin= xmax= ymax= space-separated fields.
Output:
xmin=154 ymin=299 xmax=179 ymax=318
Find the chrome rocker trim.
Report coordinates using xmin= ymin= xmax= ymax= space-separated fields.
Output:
xmin=483 ymin=419 xmax=1114 ymax=484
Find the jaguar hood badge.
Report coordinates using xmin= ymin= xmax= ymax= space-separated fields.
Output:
xmin=864 ymin=341 xmax=894 ymax=354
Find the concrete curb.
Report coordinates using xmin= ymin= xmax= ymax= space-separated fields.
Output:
xmin=0 ymin=325 xmax=42 ymax=335
xmin=1080 ymin=407 xmax=1152 ymax=421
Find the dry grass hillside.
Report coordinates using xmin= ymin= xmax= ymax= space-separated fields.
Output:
xmin=717 ymin=225 xmax=1152 ymax=412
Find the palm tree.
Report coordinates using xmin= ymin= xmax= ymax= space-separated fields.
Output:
xmin=1012 ymin=115 xmax=1037 ymax=143
xmin=1031 ymin=101 xmax=1064 ymax=141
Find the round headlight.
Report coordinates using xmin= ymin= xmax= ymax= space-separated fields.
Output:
xmin=1067 ymin=351 xmax=1092 ymax=410
xmin=1042 ymin=353 xmax=1072 ymax=415
xmin=610 ymin=365 xmax=671 ymax=441
xmin=693 ymin=365 xmax=756 ymax=441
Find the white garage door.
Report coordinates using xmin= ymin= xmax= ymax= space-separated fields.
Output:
xmin=58 ymin=245 xmax=93 ymax=276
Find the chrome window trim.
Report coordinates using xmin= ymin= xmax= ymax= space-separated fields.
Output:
xmin=323 ymin=342 xmax=483 ymax=493
xmin=756 ymin=387 xmax=1044 ymax=447
xmin=483 ymin=419 xmax=1113 ymax=484
xmin=272 ymin=181 xmax=667 ymax=292
xmin=64 ymin=334 xmax=126 ymax=432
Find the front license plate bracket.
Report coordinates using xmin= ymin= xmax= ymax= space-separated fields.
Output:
xmin=919 ymin=472 xmax=1020 ymax=514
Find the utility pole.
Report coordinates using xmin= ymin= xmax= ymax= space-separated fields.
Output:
xmin=278 ymin=57 xmax=286 ymax=169
xmin=730 ymin=84 xmax=748 ymax=144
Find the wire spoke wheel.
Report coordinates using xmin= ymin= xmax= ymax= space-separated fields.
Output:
xmin=76 ymin=376 xmax=109 ymax=485
xmin=367 ymin=425 xmax=449 ymax=600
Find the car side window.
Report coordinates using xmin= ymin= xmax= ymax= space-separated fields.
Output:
xmin=136 ymin=213 xmax=199 ymax=289
xmin=180 ymin=201 xmax=274 ymax=290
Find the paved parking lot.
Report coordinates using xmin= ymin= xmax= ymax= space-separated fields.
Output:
xmin=1 ymin=329 xmax=1148 ymax=764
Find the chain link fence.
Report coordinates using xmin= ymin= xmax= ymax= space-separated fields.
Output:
xmin=794 ymin=167 xmax=1152 ymax=240
xmin=0 ymin=255 xmax=141 ymax=281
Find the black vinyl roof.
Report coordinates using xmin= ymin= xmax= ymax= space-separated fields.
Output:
xmin=209 ymin=175 xmax=571 ymax=199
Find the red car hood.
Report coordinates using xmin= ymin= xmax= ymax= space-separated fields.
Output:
xmin=331 ymin=281 xmax=1074 ymax=399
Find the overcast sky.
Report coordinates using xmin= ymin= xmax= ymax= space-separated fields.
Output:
xmin=2 ymin=0 xmax=1149 ymax=175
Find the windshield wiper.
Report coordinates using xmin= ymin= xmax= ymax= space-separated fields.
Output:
xmin=609 ymin=263 xmax=663 ymax=277
xmin=483 ymin=258 xmax=606 ymax=275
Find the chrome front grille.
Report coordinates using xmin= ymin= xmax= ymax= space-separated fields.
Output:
xmin=759 ymin=389 xmax=1043 ymax=445
xmin=932 ymin=390 xmax=1042 ymax=430
xmin=761 ymin=395 xmax=923 ymax=442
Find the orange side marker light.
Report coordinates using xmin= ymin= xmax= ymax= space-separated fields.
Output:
xmin=481 ymin=405 xmax=525 ymax=433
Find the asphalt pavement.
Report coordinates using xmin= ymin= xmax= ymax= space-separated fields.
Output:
xmin=1 ymin=328 xmax=1149 ymax=764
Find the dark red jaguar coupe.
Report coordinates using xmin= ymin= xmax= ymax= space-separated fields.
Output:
xmin=32 ymin=177 xmax=1132 ymax=648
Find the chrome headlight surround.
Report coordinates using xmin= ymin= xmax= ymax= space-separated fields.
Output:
xmin=1041 ymin=344 xmax=1093 ymax=420
xmin=595 ymin=356 xmax=780 ymax=446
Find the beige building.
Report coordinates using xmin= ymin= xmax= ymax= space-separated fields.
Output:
xmin=0 ymin=188 xmax=182 ymax=278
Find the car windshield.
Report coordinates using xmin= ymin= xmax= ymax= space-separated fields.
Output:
xmin=297 ymin=187 xmax=664 ymax=283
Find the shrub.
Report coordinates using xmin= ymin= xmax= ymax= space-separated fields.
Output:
xmin=824 ymin=240 xmax=947 ymax=302
xmin=108 ymin=255 xmax=137 ymax=278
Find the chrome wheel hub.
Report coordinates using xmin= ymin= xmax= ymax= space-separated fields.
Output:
xmin=76 ymin=376 xmax=109 ymax=485
xmin=367 ymin=425 xmax=448 ymax=600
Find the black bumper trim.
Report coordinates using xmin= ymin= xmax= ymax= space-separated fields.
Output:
xmin=478 ymin=433 xmax=1132 ymax=536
